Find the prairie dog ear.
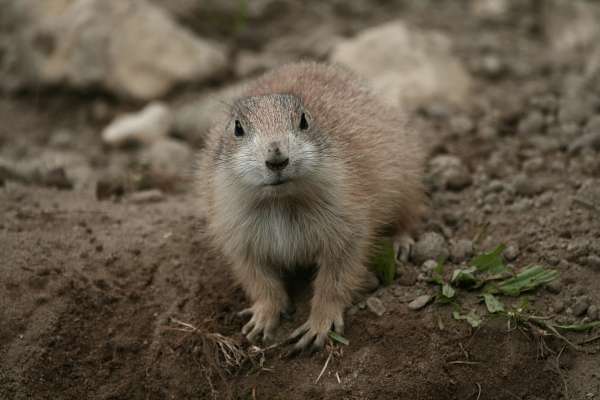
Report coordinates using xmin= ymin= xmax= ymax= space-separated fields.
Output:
xmin=299 ymin=109 xmax=313 ymax=131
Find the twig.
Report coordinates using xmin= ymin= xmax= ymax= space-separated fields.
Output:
xmin=577 ymin=334 xmax=600 ymax=345
xmin=554 ymin=346 xmax=569 ymax=400
xmin=315 ymin=350 xmax=333 ymax=384
xmin=448 ymin=360 xmax=482 ymax=365
xmin=335 ymin=372 xmax=341 ymax=384
xmin=475 ymin=383 xmax=482 ymax=400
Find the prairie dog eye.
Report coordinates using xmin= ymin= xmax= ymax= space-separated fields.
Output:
xmin=234 ymin=120 xmax=245 ymax=137
xmin=299 ymin=112 xmax=309 ymax=130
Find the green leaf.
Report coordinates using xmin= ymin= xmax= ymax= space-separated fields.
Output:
xmin=451 ymin=267 xmax=478 ymax=287
xmin=371 ymin=239 xmax=396 ymax=285
xmin=483 ymin=293 xmax=505 ymax=313
xmin=471 ymin=244 xmax=508 ymax=274
xmin=452 ymin=310 xmax=482 ymax=328
xmin=554 ymin=321 xmax=600 ymax=332
xmin=493 ymin=266 xmax=559 ymax=296
xmin=431 ymin=257 xmax=446 ymax=285
xmin=328 ymin=331 xmax=350 ymax=345
xmin=442 ymin=283 xmax=456 ymax=299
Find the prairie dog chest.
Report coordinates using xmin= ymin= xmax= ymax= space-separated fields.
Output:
xmin=246 ymin=205 xmax=321 ymax=267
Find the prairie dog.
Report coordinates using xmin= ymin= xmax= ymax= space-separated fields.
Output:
xmin=199 ymin=62 xmax=425 ymax=350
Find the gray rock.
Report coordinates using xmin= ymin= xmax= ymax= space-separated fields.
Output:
xmin=545 ymin=280 xmax=562 ymax=294
xmin=2 ymin=0 xmax=227 ymax=100
xmin=587 ymin=305 xmax=599 ymax=320
xmin=139 ymin=139 xmax=193 ymax=180
xmin=366 ymin=297 xmax=386 ymax=317
xmin=128 ymin=189 xmax=165 ymax=204
xmin=412 ymin=232 xmax=449 ymax=265
xmin=451 ymin=239 xmax=474 ymax=263
xmin=572 ymin=296 xmax=591 ymax=317
xmin=573 ymin=182 xmax=600 ymax=214
xmin=585 ymin=255 xmax=600 ymax=270
xmin=408 ymin=294 xmax=432 ymax=310
xmin=429 ymin=155 xmax=472 ymax=191
xmin=102 ymin=102 xmax=172 ymax=146
xmin=553 ymin=299 xmax=565 ymax=313
xmin=569 ymin=131 xmax=600 ymax=154
xmin=330 ymin=21 xmax=471 ymax=109
xmin=421 ymin=260 xmax=438 ymax=273
xmin=512 ymin=174 xmax=543 ymax=197
xmin=518 ymin=111 xmax=545 ymax=135
xmin=450 ymin=115 xmax=474 ymax=136
xmin=502 ymin=244 xmax=520 ymax=262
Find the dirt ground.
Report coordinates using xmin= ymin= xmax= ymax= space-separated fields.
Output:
xmin=2 ymin=1 xmax=600 ymax=399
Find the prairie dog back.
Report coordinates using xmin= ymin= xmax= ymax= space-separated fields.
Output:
xmin=199 ymin=62 xmax=425 ymax=350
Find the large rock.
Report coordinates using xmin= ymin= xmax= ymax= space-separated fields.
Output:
xmin=1 ymin=0 xmax=227 ymax=100
xmin=330 ymin=21 xmax=471 ymax=109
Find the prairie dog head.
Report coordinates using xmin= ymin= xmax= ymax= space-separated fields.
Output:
xmin=215 ymin=94 xmax=326 ymax=196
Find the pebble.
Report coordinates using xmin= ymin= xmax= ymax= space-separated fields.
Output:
xmin=102 ymin=102 xmax=172 ymax=146
xmin=450 ymin=115 xmax=474 ymax=136
xmin=518 ymin=111 xmax=545 ymax=135
xmin=572 ymin=296 xmax=591 ymax=317
xmin=568 ymin=131 xmax=600 ymax=154
xmin=412 ymin=232 xmax=449 ymax=265
xmin=408 ymin=294 xmax=432 ymax=310
xmin=502 ymin=244 xmax=520 ymax=262
xmin=128 ymin=189 xmax=165 ymax=204
xmin=366 ymin=297 xmax=386 ymax=316
xmin=428 ymin=155 xmax=472 ymax=191
xmin=421 ymin=260 xmax=438 ymax=273
xmin=139 ymin=139 xmax=193 ymax=180
xmin=553 ymin=299 xmax=565 ymax=313
xmin=512 ymin=174 xmax=543 ymax=197
xmin=585 ymin=255 xmax=600 ymax=270
xmin=587 ymin=305 xmax=599 ymax=320
xmin=545 ymin=279 xmax=562 ymax=294
xmin=451 ymin=239 xmax=474 ymax=263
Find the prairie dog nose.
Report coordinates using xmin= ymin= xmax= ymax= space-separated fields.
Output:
xmin=265 ymin=141 xmax=289 ymax=171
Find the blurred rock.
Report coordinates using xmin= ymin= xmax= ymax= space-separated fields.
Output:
xmin=572 ymin=296 xmax=591 ymax=317
xmin=408 ymin=294 xmax=432 ymax=310
xmin=412 ymin=232 xmax=449 ymax=266
xmin=1 ymin=0 xmax=227 ymax=100
xmin=471 ymin=0 xmax=509 ymax=21
xmin=366 ymin=297 xmax=386 ymax=317
xmin=127 ymin=189 xmax=165 ymax=204
xmin=428 ymin=155 xmax=472 ymax=191
xmin=330 ymin=21 xmax=471 ymax=109
xmin=102 ymin=102 xmax=172 ymax=147
xmin=502 ymin=244 xmax=520 ymax=262
xmin=545 ymin=1 xmax=600 ymax=55
xmin=139 ymin=138 xmax=193 ymax=181
xmin=451 ymin=239 xmax=474 ymax=263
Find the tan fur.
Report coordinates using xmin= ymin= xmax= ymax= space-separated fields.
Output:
xmin=198 ymin=62 xmax=426 ymax=349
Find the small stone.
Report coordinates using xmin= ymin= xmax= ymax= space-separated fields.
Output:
xmin=479 ymin=54 xmax=504 ymax=78
xmin=553 ymin=299 xmax=565 ymax=313
xmin=102 ymin=102 xmax=172 ymax=146
xmin=366 ymin=297 xmax=386 ymax=317
xmin=451 ymin=239 xmax=474 ymax=263
xmin=429 ymin=155 xmax=472 ymax=191
xmin=512 ymin=174 xmax=543 ymax=197
xmin=412 ymin=232 xmax=449 ymax=266
xmin=450 ymin=115 xmax=474 ymax=136
xmin=518 ymin=111 xmax=545 ymax=135
xmin=421 ymin=260 xmax=438 ymax=273
xmin=396 ymin=267 xmax=418 ymax=286
xmin=572 ymin=296 xmax=591 ymax=317
xmin=408 ymin=294 xmax=432 ymax=310
xmin=587 ymin=305 xmax=599 ymax=320
xmin=357 ymin=301 xmax=366 ymax=310
xmin=502 ymin=244 xmax=520 ymax=262
xmin=585 ymin=255 xmax=600 ymax=270
xmin=128 ymin=189 xmax=165 ymax=204
xmin=545 ymin=279 xmax=562 ymax=294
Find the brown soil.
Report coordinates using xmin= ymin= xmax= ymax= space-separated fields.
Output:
xmin=2 ymin=1 xmax=600 ymax=399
